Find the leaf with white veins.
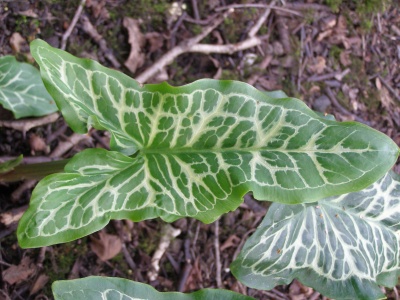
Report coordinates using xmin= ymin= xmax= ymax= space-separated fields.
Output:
xmin=0 ymin=56 xmax=57 ymax=118
xmin=18 ymin=39 xmax=399 ymax=247
xmin=231 ymin=171 xmax=400 ymax=300
xmin=53 ymin=276 xmax=255 ymax=300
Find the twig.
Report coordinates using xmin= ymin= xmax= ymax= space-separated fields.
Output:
xmin=189 ymin=36 xmax=266 ymax=54
xmin=46 ymin=122 xmax=68 ymax=144
xmin=297 ymin=25 xmax=305 ymax=91
xmin=136 ymin=9 xmax=234 ymax=83
xmin=0 ymin=205 xmax=28 ymax=226
xmin=260 ymin=290 xmax=287 ymax=300
xmin=393 ymin=286 xmax=399 ymax=300
xmin=36 ymin=247 xmax=47 ymax=268
xmin=247 ymin=55 xmax=272 ymax=85
xmin=81 ymin=15 xmax=121 ymax=68
xmin=61 ymin=0 xmax=86 ymax=50
xmin=285 ymin=2 xmax=331 ymax=11
xmin=248 ymin=1 xmax=276 ymax=38
xmin=90 ymin=130 xmax=110 ymax=150
xmin=214 ymin=219 xmax=222 ymax=288
xmin=49 ymin=133 xmax=90 ymax=158
xmin=307 ymin=69 xmax=350 ymax=82
xmin=377 ymin=75 xmax=400 ymax=103
xmin=178 ymin=239 xmax=193 ymax=292
xmin=0 ymin=112 xmax=59 ymax=137
xmin=11 ymin=179 xmax=36 ymax=201
xmin=215 ymin=3 xmax=303 ymax=17
xmin=191 ymin=0 xmax=200 ymax=20
xmin=325 ymin=87 xmax=369 ymax=124
xmin=0 ymin=156 xmax=62 ymax=164
xmin=148 ymin=224 xmax=181 ymax=281
xmin=309 ymin=291 xmax=321 ymax=300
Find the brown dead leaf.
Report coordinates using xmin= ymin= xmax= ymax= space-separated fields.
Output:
xmin=90 ymin=231 xmax=122 ymax=261
xmin=123 ymin=17 xmax=145 ymax=74
xmin=2 ymin=257 xmax=36 ymax=285
xmin=307 ymin=56 xmax=326 ymax=74
xmin=18 ymin=9 xmax=38 ymax=18
xmin=29 ymin=134 xmax=49 ymax=154
xmin=220 ymin=235 xmax=240 ymax=251
xmin=10 ymin=33 xmax=27 ymax=53
xmin=289 ymin=280 xmax=314 ymax=300
xmin=145 ymin=32 xmax=164 ymax=53
xmin=87 ymin=0 xmax=109 ymax=19
xmin=340 ymin=51 xmax=351 ymax=66
xmin=29 ymin=274 xmax=49 ymax=295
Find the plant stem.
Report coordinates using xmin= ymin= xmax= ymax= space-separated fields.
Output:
xmin=0 ymin=159 xmax=70 ymax=183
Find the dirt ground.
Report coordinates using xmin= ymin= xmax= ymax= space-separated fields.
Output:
xmin=0 ymin=0 xmax=400 ymax=299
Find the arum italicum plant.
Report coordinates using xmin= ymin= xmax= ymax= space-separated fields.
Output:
xmin=11 ymin=39 xmax=400 ymax=299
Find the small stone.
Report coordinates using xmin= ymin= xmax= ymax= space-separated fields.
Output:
xmin=312 ymin=95 xmax=331 ymax=113
xmin=272 ymin=41 xmax=284 ymax=56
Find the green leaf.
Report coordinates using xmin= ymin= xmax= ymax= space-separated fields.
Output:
xmin=0 ymin=55 xmax=58 ymax=118
xmin=52 ymin=276 xmax=255 ymax=300
xmin=19 ymin=39 xmax=398 ymax=247
xmin=0 ymin=155 xmax=23 ymax=174
xmin=231 ymin=171 xmax=400 ymax=300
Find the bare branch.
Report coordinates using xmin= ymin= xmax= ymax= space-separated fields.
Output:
xmin=61 ymin=0 xmax=86 ymax=50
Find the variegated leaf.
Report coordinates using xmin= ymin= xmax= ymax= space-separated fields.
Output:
xmin=52 ymin=276 xmax=254 ymax=300
xmin=0 ymin=155 xmax=23 ymax=174
xmin=18 ymin=40 xmax=398 ymax=247
xmin=231 ymin=171 xmax=400 ymax=300
xmin=0 ymin=55 xmax=57 ymax=118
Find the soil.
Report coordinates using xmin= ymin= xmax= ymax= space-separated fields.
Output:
xmin=0 ymin=0 xmax=400 ymax=299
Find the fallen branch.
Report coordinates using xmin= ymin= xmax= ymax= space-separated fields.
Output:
xmin=214 ymin=3 xmax=303 ymax=17
xmin=61 ymin=0 xmax=86 ymax=50
xmin=136 ymin=5 xmax=275 ymax=83
xmin=0 ymin=112 xmax=59 ymax=137
xmin=81 ymin=15 xmax=121 ymax=68
xmin=214 ymin=220 xmax=222 ymax=288
xmin=148 ymin=224 xmax=181 ymax=281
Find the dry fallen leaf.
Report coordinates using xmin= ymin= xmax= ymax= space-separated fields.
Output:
xmin=123 ymin=17 xmax=145 ymax=74
xmin=29 ymin=274 xmax=49 ymax=295
xmin=90 ymin=231 xmax=122 ymax=261
xmin=2 ymin=257 xmax=36 ymax=285
xmin=29 ymin=133 xmax=50 ymax=154
xmin=87 ymin=0 xmax=110 ymax=19
xmin=145 ymin=32 xmax=164 ymax=53
xmin=340 ymin=50 xmax=351 ymax=66
xmin=10 ymin=32 xmax=27 ymax=53
xmin=18 ymin=9 xmax=38 ymax=18
xmin=307 ymin=56 xmax=326 ymax=74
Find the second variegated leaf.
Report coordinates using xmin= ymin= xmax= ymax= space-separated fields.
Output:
xmin=18 ymin=39 xmax=399 ymax=247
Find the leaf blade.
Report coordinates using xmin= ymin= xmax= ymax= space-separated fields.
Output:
xmin=52 ymin=276 xmax=255 ymax=300
xmin=30 ymin=39 xmax=399 ymax=201
xmin=0 ymin=56 xmax=58 ymax=118
xmin=231 ymin=171 xmax=400 ymax=300
xmin=22 ymin=39 xmax=399 ymax=247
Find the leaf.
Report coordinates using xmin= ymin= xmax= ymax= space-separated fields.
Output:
xmin=18 ymin=39 xmax=399 ymax=247
xmin=90 ymin=231 xmax=122 ymax=261
xmin=0 ymin=56 xmax=58 ymax=118
xmin=53 ymin=276 xmax=254 ymax=300
xmin=123 ymin=17 xmax=145 ymax=74
xmin=2 ymin=257 xmax=36 ymax=285
xmin=231 ymin=171 xmax=400 ymax=300
xmin=0 ymin=155 xmax=23 ymax=174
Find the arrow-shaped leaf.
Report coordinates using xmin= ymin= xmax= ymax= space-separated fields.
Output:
xmin=231 ymin=171 xmax=400 ymax=300
xmin=52 ymin=276 xmax=255 ymax=300
xmin=18 ymin=40 xmax=398 ymax=247
xmin=0 ymin=56 xmax=58 ymax=118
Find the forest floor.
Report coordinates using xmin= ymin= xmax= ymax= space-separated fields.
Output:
xmin=0 ymin=0 xmax=400 ymax=299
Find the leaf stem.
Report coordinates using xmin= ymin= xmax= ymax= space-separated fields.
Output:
xmin=0 ymin=159 xmax=69 ymax=182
